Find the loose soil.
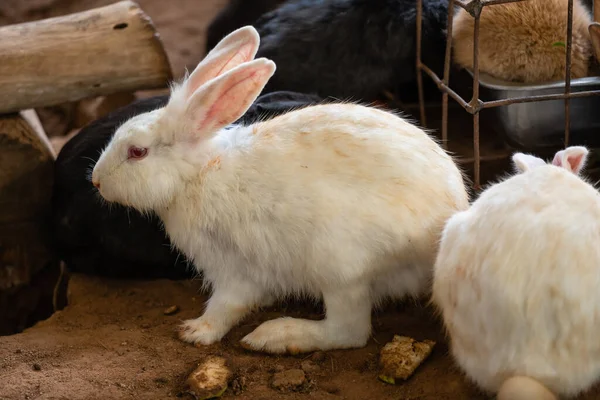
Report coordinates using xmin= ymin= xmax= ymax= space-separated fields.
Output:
xmin=3 ymin=2 xmax=600 ymax=399
xmin=2 ymin=274 xmax=600 ymax=400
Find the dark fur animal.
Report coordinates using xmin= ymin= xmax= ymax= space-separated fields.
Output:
xmin=52 ymin=91 xmax=322 ymax=279
xmin=206 ymin=0 xmax=287 ymax=53
xmin=206 ymin=0 xmax=449 ymax=103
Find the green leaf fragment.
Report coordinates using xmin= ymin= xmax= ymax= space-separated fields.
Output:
xmin=378 ymin=375 xmax=396 ymax=385
xmin=199 ymin=384 xmax=227 ymax=400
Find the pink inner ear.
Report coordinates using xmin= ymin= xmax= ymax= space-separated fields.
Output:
xmin=186 ymin=42 xmax=255 ymax=98
xmin=213 ymin=45 xmax=254 ymax=80
xmin=567 ymin=153 xmax=585 ymax=172
xmin=197 ymin=69 xmax=266 ymax=132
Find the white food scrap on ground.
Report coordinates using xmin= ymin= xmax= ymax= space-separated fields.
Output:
xmin=186 ymin=355 xmax=232 ymax=399
xmin=378 ymin=335 xmax=436 ymax=384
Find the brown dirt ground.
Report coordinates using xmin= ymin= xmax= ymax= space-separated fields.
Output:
xmin=0 ymin=274 xmax=480 ymax=400
xmin=1 ymin=274 xmax=600 ymax=400
xmin=3 ymin=1 xmax=600 ymax=399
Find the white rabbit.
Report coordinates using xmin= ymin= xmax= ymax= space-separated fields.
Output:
xmin=432 ymin=146 xmax=600 ymax=399
xmin=91 ymin=25 xmax=469 ymax=354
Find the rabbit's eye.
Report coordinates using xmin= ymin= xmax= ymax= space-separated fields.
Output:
xmin=127 ymin=146 xmax=148 ymax=160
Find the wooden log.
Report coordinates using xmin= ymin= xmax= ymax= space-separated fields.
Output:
xmin=0 ymin=0 xmax=173 ymax=115
xmin=0 ymin=110 xmax=59 ymax=335
xmin=0 ymin=110 xmax=55 ymax=224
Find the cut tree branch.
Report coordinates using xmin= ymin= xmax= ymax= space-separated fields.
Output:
xmin=0 ymin=0 xmax=173 ymax=114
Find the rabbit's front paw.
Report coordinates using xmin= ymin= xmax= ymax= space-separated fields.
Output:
xmin=241 ymin=316 xmax=370 ymax=354
xmin=240 ymin=317 xmax=333 ymax=354
xmin=178 ymin=317 xmax=226 ymax=346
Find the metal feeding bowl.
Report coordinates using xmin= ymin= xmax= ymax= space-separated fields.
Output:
xmin=465 ymin=69 xmax=600 ymax=149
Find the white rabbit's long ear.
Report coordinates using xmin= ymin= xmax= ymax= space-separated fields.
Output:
xmin=182 ymin=58 xmax=276 ymax=141
xmin=183 ymin=26 xmax=260 ymax=98
xmin=512 ymin=153 xmax=546 ymax=173
xmin=552 ymin=146 xmax=589 ymax=175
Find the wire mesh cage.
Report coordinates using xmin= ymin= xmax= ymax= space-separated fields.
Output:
xmin=415 ymin=0 xmax=600 ymax=189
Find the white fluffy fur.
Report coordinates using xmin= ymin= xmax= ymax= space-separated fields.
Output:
xmin=432 ymin=146 xmax=600 ymax=398
xmin=92 ymin=26 xmax=469 ymax=354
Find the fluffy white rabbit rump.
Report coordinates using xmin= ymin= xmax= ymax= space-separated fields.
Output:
xmin=91 ymin=26 xmax=469 ymax=354
xmin=432 ymin=146 xmax=600 ymax=399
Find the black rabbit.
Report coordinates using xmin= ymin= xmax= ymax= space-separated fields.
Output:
xmin=206 ymin=0 xmax=449 ymax=104
xmin=206 ymin=0 xmax=288 ymax=53
xmin=52 ymin=91 xmax=322 ymax=279
xmin=255 ymin=0 xmax=448 ymax=102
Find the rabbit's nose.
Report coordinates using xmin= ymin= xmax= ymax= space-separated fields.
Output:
xmin=92 ymin=181 xmax=101 ymax=189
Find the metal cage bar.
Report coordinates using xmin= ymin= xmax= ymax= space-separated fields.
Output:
xmin=415 ymin=0 xmax=600 ymax=190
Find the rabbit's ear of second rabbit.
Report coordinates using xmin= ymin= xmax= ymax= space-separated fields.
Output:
xmin=183 ymin=25 xmax=261 ymax=98
xmin=551 ymin=146 xmax=589 ymax=174
xmin=181 ymin=58 xmax=276 ymax=141
xmin=512 ymin=153 xmax=546 ymax=173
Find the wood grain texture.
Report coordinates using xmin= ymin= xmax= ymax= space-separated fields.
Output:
xmin=0 ymin=0 xmax=173 ymax=114
xmin=0 ymin=110 xmax=55 ymax=284
xmin=0 ymin=110 xmax=58 ymax=334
